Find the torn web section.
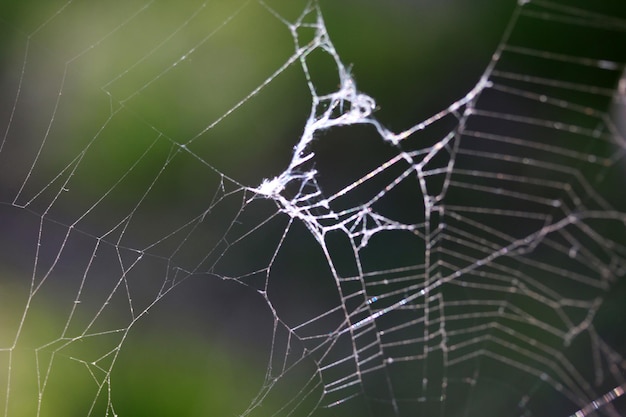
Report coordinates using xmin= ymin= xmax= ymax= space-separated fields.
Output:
xmin=0 ymin=0 xmax=626 ymax=417
xmin=250 ymin=3 xmax=468 ymax=416
xmin=254 ymin=2 xmax=626 ymax=417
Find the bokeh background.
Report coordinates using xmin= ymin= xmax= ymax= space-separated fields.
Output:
xmin=0 ymin=0 xmax=625 ymax=416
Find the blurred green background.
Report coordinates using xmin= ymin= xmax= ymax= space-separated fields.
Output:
xmin=0 ymin=0 xmax=625 ymax=416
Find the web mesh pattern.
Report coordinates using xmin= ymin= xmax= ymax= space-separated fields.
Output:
xmin=0 ymin=0 xmax=625 ymax=416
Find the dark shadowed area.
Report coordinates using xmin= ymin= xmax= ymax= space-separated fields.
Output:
xmin=1 ymin=1 xmax=625 ymax=416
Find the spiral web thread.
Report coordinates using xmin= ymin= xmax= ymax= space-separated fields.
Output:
xmin=0 ymin=0 xmax=625 ymax=416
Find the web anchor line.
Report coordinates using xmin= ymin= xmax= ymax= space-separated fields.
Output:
xmin=569 ymin=384 xmax=626 ymax=417
xmin=1 ymin=0 xmax=626 ymax=416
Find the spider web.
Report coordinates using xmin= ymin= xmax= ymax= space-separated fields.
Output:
xmin=0 ymin=0 xmax=625 ymax=416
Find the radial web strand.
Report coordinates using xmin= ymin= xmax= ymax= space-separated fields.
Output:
xmin=0 ymin=0 xmax=625 ymax=416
